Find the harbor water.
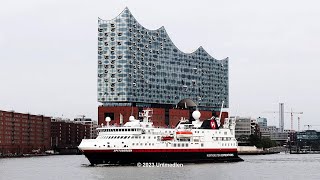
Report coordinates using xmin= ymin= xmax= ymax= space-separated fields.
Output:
xmin=0 ymin=153 xmax=319 ymax=180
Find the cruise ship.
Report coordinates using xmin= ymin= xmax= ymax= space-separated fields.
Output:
xmin=78 ymin=109 xmax=243 ymax=165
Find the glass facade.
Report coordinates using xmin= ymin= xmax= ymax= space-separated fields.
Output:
xmin=97 ymin=8 xmax=229 ymax=109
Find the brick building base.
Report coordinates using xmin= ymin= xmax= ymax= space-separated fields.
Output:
xmin=98 ymin=106 xmax=228 ymax=128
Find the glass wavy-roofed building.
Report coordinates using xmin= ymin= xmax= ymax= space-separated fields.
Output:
xmin=97 ymin=8 xmax=229 ymax=126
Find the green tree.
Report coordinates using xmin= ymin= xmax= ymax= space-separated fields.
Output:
xmin=248 ymin=135 xmax=277 ymax=149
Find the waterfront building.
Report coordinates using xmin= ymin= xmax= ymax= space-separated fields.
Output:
xmin=257 ymin=117 xmax=267 ymax=128
xmin=74 ymin=116 xmax=98 ymax=139
xmin=0 ymin=110 xmax=51 ymax=155
xmin=260 ymin=126 xmax=288 ymax=144
xmin=235 ymin=117 xmax=252 ymax=140
xmin=51 ymin=117 xmax=90 ymax=154
xmin=97 ymin=8 xmax=229 ymax=126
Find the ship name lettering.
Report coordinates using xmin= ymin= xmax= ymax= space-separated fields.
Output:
xmin=207 ymin=154 xmax=234 ymax=157
xmin=113 ymin=149 xmax=132 ymax=152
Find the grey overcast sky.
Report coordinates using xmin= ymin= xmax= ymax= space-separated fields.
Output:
xmin=1 ymin=0 xmax=319 ymax=130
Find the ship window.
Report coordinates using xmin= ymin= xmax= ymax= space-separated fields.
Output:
xmin=201 ymin=143 xmax=204 ymax=147
xmin=143 ymin=136 xmax=145 ymax=139
xmin=182 ymin=144 xmax=184 ymax=147
xmin=186 ymin=143 xmax=189 ymax=147
xmin=149 ymin=143 xmax=151 ymax=146
xmin=174 ymin=144 xmax=176 ymax=147
xmin=177 ymin=144 xmax=180 ymax=147
xmin=145 ymin=143 xmax=147 ymax=146
xmin=136 ymin=143 xmax=138 ymax=145
xmin=224 ymin=132 xmax=227 ymax=135
xmin=132 ymin=143 xmax=134 ymax=146
xmin=148 ymin=136 xmax=150 ymax=139
xmin=140 ymin=143 xmax=143 ymax=145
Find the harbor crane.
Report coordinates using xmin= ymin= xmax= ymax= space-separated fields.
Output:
xmin=263 ymin=109 xmax=303 ymax=131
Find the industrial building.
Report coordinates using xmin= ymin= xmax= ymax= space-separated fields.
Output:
xmin=97 ymin=8 xmax=229 ymax=125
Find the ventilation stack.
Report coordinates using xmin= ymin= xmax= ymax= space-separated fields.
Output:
xmin=279 ymin=103 xmax=284 ymax=132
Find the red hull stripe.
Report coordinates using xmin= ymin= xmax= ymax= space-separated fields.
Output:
xmin=83 ymin=148 xmax=237 ymax=153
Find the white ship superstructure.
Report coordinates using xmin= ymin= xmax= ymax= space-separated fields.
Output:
xmin=78 ymin=109 xmax=242 ymax=165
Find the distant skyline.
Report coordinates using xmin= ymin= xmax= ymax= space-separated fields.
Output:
xmin=1 ymin=0 xmax=319 ymax=130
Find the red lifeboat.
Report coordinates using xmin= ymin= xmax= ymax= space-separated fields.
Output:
xmin=161 ymin=136 xmax=174 ymax=141
xmin=176 ymin=131 xmax=193 ymax=138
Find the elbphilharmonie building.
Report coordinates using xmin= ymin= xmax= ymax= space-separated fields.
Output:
xmin=98 ymin=8 xmax=229 ymax=126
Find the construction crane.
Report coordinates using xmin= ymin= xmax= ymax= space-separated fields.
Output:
xmin=287 ymin=109 xmax=303 ymax=131
xmin=263 ymin=109 xmax=303 ymax=131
